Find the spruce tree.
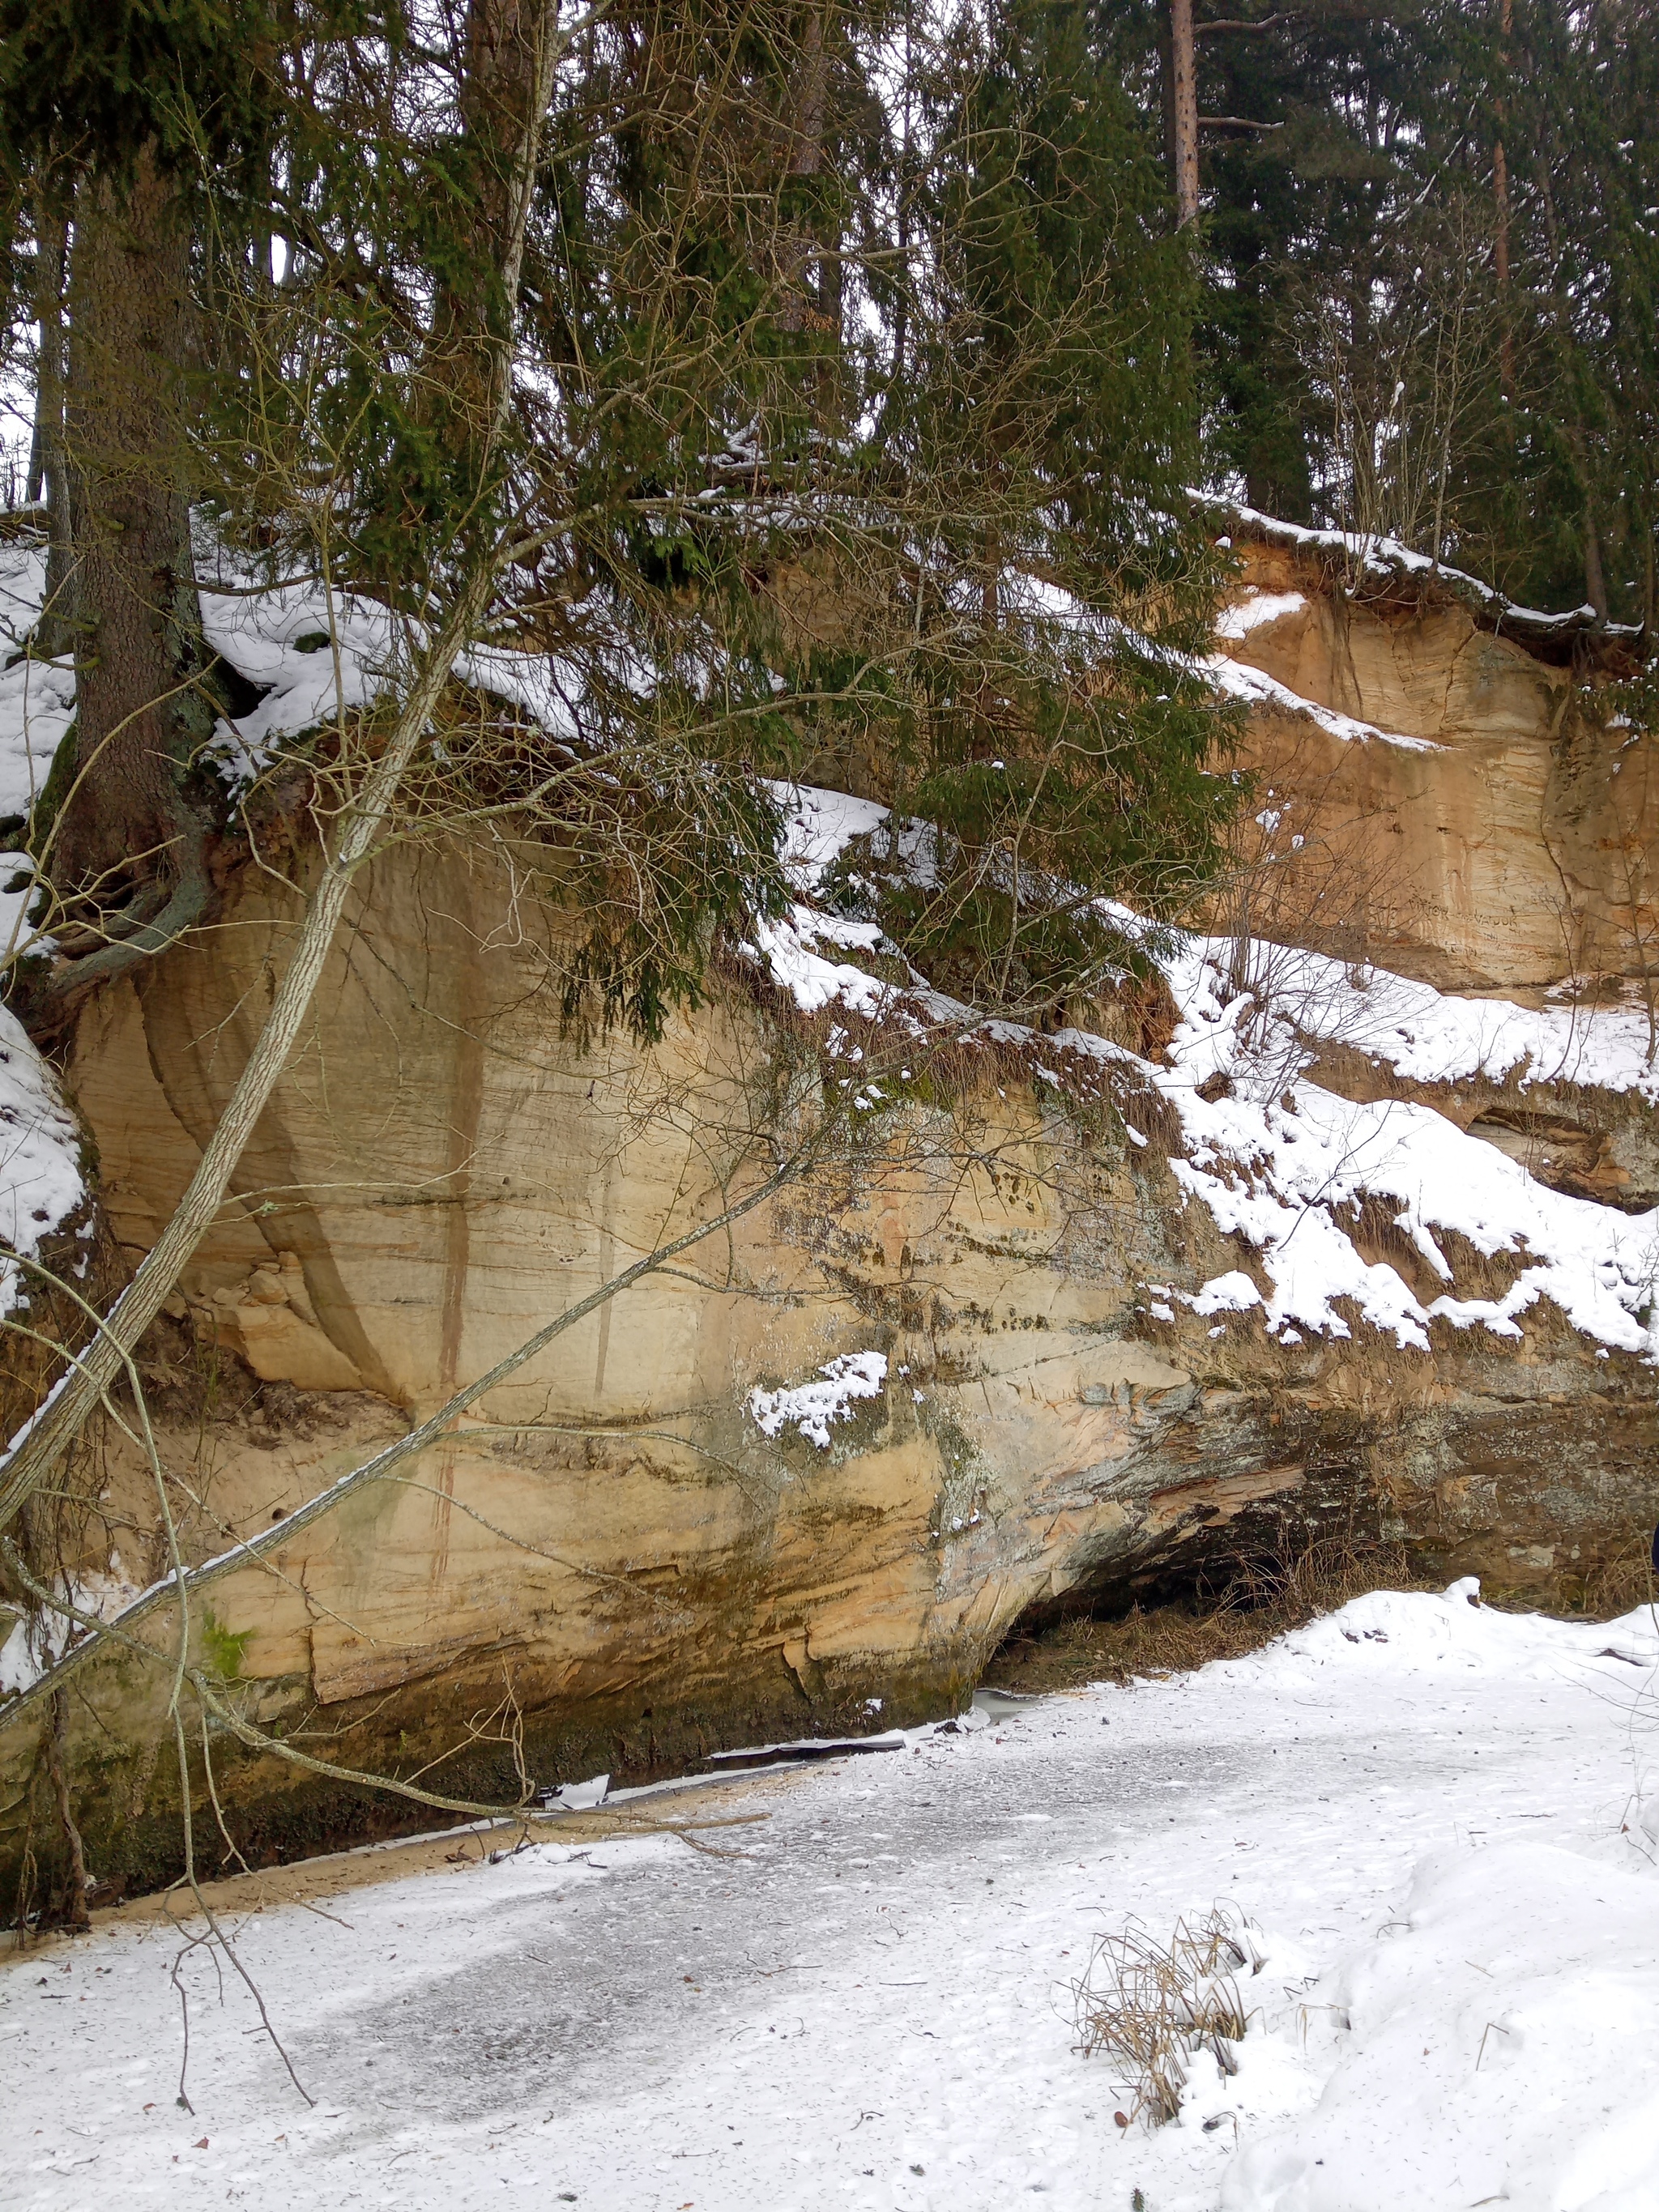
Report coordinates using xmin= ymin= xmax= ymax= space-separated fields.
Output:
xmin=0 ymin=0 xmax=1250 ymax=1041
xmin=0 ymin=0 xmax=288 ymax=999
xmin=826 ymin=0 xmax=1242 ymax=1017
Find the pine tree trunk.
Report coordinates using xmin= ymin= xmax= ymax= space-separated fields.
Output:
xmin=1580 ymin=479 xmax=1610 ymax=625
xmin=1493 ymin=137 xmax=1514 ymax=396
xmin=778 ymin=5 xmax=830 ymax=333
xmin=1494 ymin=0 xmax=1515 ymax=400
xmin=1169 ymin=0 xmax=1200 ymax=228
xmin=1533 ymin=154 xmax=1610 ymax=627
xmin=54 ymin=151 xmax=210 ymax=920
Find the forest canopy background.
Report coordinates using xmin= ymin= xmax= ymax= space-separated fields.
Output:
xmin=0 ymin=0 xmax=1647 ymax=1084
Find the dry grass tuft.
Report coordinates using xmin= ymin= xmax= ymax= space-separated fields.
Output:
xmin=1073 ymin=1905 xmax=1260 ymax=2126
xmin=1566 ymin=1540 xmax=1657 ymax=1622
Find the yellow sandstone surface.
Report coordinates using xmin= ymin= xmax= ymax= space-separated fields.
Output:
xmin=7 ymin=542 xmax=1657 ymax=1888
xmin=1216 ymin=538 xmax=1646 ymax=994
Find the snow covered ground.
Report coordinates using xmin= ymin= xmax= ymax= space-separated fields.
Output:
xmin=7 ymin=1583 xmax=1659 ymax=2212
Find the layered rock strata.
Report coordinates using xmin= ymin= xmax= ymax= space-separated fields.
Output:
xmin=3 ymin=535 xmax=1658 ymax=1899
xmin=1211 ymin=514 xmax=1648 ymax=995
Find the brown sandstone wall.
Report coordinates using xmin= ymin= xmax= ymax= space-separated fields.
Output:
xmin=1218 ymin=538 xmax=1654 ymax=994
xmin=6 ymin=546 xmax=1659 ymax=1899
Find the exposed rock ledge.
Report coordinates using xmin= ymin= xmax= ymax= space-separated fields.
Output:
xmin=3 ymin=537 xmax=1658 ymax=1900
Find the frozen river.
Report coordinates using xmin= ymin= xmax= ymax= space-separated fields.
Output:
xmin=7 ymin=1583 xmax=1658 ymax=2212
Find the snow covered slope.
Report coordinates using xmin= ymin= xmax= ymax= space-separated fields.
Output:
xmin=753 ymin=782 xmax=1659 ymax=1365
xmin=1224 ymin=1836 xmax=1659 ymax=2212
xmin=1147 ymin=936 xmax=1659 ymax=1353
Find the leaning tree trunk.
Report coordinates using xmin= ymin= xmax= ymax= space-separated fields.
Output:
xmin=48 ymin=150 xmax=212 ymax=978
xmin=0 ymin=2 xmax=565 ymax=1536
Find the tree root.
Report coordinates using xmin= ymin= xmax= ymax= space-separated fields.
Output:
xmin=18 ymin=818 xmax=211 ymax=1035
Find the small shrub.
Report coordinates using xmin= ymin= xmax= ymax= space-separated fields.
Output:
xmin=1073 ymin=1905 xmax=1260 ymax=2127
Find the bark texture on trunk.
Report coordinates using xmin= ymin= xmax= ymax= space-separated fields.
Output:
xmin=1533 ymin=153 xmax=1609 ymax=629
xmin=1493 ymin=136 xmax=1513 ymax=394
xmin=426 ymin=0 xmax=557 ymax=462
xmin=56 ymin=151 xmax=211 ymax=918
xmin=29 ymin=203 xmax=75 ymax=659
xmin=1494 ymin=0 xmax=1515 ymax=399
xmin=1169 ymin=0 xmax=1200 ymax=228
xmin=777 ymin=6 xmax=830 ymax=334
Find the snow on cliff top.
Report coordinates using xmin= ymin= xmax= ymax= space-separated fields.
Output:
xmin=198 ymin=572 xmax=591 ymax=787
xmin=1198 ymin=492 xmax=1644 ymax=644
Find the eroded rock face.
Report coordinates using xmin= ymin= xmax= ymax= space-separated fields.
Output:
xmin=0 ymin=843 xmax=1186 ymax=1878
xmin=6 ymin=543 xmax=1659 ymax=1898
xmin=1215 ymin=534 xmax=1650 ymax=994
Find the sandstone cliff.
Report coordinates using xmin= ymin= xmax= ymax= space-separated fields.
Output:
xmin=1209 ymin=509 xmax=1650 ymax=996
xmin=3 ymin=524 xmax=1657 ymax=1901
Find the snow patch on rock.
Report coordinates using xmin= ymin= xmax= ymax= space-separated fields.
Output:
xmin=1214 ymin=589 xmax=1307 ymax=639
xmin=1154 ymin=936 xmax=1659 ymax=1354
xmin=1205 ymin=651 xmax=1443 ymax=753
xmin=749 ymin=1349 xmax=889 ymax=1448
xmin=0 ymin=1552 xmax=142 ymax=1695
